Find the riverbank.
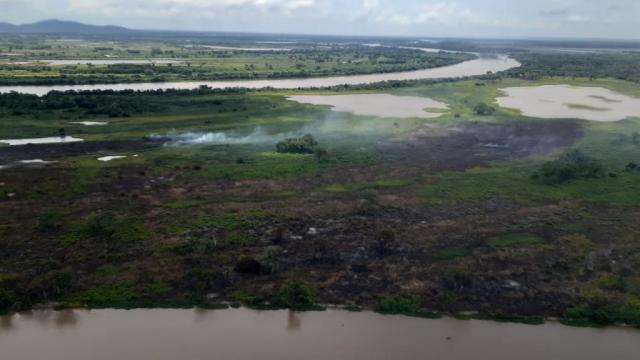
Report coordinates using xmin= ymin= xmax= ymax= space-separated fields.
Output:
xmin=0 ymin=56 xmax=520 ymax=96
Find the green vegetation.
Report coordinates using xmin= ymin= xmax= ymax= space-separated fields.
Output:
xmin=435 ymin=249 xmax=471 ymax=260
xmin=508 ymin=52 xmax=640 ymax=84
xmin=470 ymin=313 xmax=545 ymax=325
xmin=561 ymin=306 xmax=640 ymax=328
xmin=422 ymin=165 xmax=640 ymax=207
xmin=227 ymin=284 xmax=325 ymax=311
xmin=533 ymin=149 xmax=605 ymax=185
xmin=375 ymin=296 xmax=441 ymax=318
xmin=272 ymin=282 xmax=325 ymax=311
xmin=344 ymin=303 xmax=363 ymax=312
xmin=74 ymin=284 xmax=140 ymax=309
xmin=0 ymin=35 xmax=474 ymax=85
xmin=62 ymin=212 xmax=150 ymax=246
xmin=473 ymin=102 xmax=496 ymax=116
xmin=276 ymin=134 xmax=318 ymax=154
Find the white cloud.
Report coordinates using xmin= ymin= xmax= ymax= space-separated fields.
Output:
xmin=2 ymin=0 xmax=640 ymax=39
xmin=415 ymin=2 xmax=476 ymax=25
xmin=362 ymin=0 xmax=378 ymax=10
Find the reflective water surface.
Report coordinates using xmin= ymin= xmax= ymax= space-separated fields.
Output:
xmin=288 ymin=94 xmax=448 ymax=118
xmin=497 ymin=85 xmax=640 ymax=121
xmin=1 ymin=308 xmax=638 ymax=360
xmin=0 ymin=136 xmax=84 ymax=146
xmin=0 ymin=56 xmax=519 ymax=96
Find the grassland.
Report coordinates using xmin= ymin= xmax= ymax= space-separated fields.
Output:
xmin=1 ymin=75 xmax=640 ymax=328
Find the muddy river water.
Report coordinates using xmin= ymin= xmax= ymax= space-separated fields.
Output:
xmin=497 ymin=85 xmax=640 ymax=121
xmin=288 ymin=94 xmax=449 ymax=118
xmin=0 ymin=56 xmax=519 ymax=96
xmin=1 ymin=308 xmax=638 ymax=360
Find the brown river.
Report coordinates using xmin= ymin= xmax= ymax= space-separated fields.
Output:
xmin=1 ymin=308 xmax=638 ymax=360
xmin=0 ymin=56 xmax=519 ymax=96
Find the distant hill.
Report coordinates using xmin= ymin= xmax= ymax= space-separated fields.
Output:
xmin=0 ymin=22 xmax=18 ymax=32
xmin=0 ymin=19 xmax=132 ymax=34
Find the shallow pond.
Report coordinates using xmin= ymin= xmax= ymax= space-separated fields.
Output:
xmin=0 ymin=136 xmax=84 ymax=146
xmin=69 ymin=121 xmax=108 ymax=126
xmin=18 ymin=159 xmax=55 ymax=164
xmin=0 ymin=308 xmax=638 ymax=360
xmin=288 ymin=94 xmax=448 ymax=118
xmin=97 ymin=155 xmax=127 ymax=162
xmin=0 ymin=56 xmax=519 ymax=96
xmin=496 ymin=85 xmax=640 ymax=121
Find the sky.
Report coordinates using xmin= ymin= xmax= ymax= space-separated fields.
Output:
xmin=1 ymin=0 xmax=640 ymax=39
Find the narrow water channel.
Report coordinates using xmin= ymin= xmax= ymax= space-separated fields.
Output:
xmin=0 ymin=56 xmax=519 ymax=96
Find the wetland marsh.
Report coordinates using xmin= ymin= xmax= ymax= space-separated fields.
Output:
xmin=497 ymin=85 xmax=640 ymax=121
xmin=288 ymin=94 xmax=448 ymax=118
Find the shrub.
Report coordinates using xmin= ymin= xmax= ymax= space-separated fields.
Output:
xmin=561 ymin=307 xmax=616 ymax=327
xmin=472 ymin=312 xmax=545 ymax=325
xmin=227 ymin=232 xmax=257 ymax=246
xmin=533 ymin=149 xmax=605 ymax=185
xmin=231 ymin=291 xmax=271 ymax=309
xmin=276 ymin=134 xmax=317 ymax=154
xmin=46 ymin=269 xmax=73 ymax=297
xmin=435 ymin=249 xmax=471 ymax=260
xmin=0 ymin=289 xmax=16 ymax=314
xmin=561 ymin=305 xmax=640 ymax=328
xmin=376 ymin=295 xmax=421 ymax=314
xmin=474 ymin=102 xmax=496 ymax=116
xmin=259 ymin=246 xmax=283 ymax=274
xmin=36 ymin=211 xmax=64 ymax=233
xmin=273 ymin=282 xmax=322 ymax=311
xmin=442 ymin=268 xmax=474 ymax=291
xmin=595 ymin=275 xmax=627 ymax=292
xmin=146 ymin=282 xmax=171 ymax=297
xmin=344 ymin=303 xmax=363 ymax=312
xmin=76 ymin=285 xmax=140 ymax=308
xmin=376 ymin=295 xmax=441 ymax=318
xmin=66 ymin=213 xmax=150 ymax=245
xmin=176 ymin=237 xmax=220 ymax=254
xmin=184 ymin=268 xmax=226 ymax=294
xmin=313 ymin=148 xmax=330 ymax=163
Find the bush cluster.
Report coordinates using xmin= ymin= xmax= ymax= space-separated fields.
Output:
xmin=533 ymin=149 xmax=605 ymax=185
xmin=276 ymin=134 xmax=318 ymax=154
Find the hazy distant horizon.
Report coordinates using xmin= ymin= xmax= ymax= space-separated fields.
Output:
xmin=3 ymin=18 xmax=640 ymax=44
xmin=2 ymin=1 xmax=639 ymax=40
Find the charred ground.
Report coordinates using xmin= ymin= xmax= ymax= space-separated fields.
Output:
xmin=1 ymin=79 xmax=640 ymax=328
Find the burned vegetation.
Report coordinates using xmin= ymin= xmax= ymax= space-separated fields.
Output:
xmin=1 ymin=78 xmax=640 ymax=329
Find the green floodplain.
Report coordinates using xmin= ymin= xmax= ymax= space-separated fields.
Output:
xmin=0 ymin=36 xmax=473 ymax=85
xmin=2 ymin=34 xmax=640 ymax=329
